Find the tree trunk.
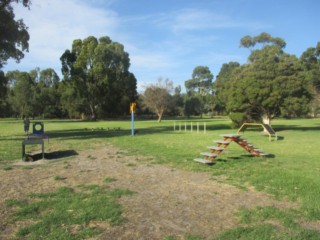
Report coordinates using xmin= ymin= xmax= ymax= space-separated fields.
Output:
xmin=262 ymin=114 xmax=271 ymax=134
xmin=262 ymin=115 xmax=271 ymax=125
xmin=157 ymin=109 xmax=164 ymax=123
xmin=89 ymin=104 xmax=96 ymax=120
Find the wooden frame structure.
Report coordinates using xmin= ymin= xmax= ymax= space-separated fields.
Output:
xmin=194 ymin=134 xmax=270 ymax=164
xmin=237 ymin=123 xmax=277 ymax=141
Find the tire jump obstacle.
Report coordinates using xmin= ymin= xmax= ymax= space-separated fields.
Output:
xmin=22 ymin=122 xmax=49 ymax=161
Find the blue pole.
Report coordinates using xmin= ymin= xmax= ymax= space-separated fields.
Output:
xmin=131 ymin=111 xmax=134 ymax=136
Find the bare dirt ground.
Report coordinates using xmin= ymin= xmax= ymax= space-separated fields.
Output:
xmin=0 ymin=143 xmax=299 ymax=239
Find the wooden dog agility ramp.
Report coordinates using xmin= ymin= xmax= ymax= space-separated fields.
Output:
xmin=237 ymin=123 xmax=277 ymax=141
xmin=194 ymin=134 xmax=270 ymax=164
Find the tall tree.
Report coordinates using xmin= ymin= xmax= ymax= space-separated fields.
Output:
xmin=227 ymin=33 xmax=312 ymax=124
xmin=0 ymin=70 xmax=9 ymax=116
xmin=60 ymin=36 xmax=137 ymax=119
xmin=214 ymin=62 xmax=240 ymax=114
xmin=300 ymin=42 xmax=320 ymax=117
xmin=0 ymin=0 xmax=30 ymax=69
xmin=143 ymin=78 xmax=173 ymax=122
xmin=185 ymin=66 xmax=213 ymax=95
xmin=185 ymin=66 xmax=214 ymax=117
xmin=6 ymin=70 xmax=34 ymax=117
xmin=32 ymin=68 xmax=62 ymax=118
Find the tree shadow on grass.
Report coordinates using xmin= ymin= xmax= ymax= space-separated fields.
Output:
xmin=273 ymin=124 xmax=320 ymax=132
xmin=45 ymin=122 xmax=232 ymax=141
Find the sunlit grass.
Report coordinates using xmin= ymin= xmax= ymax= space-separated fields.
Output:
xmin=1 ymin=117 xmax=320 ymax=238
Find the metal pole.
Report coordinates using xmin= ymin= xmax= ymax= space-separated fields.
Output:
xmin=131 ymin=111 xmax=134 ymax=136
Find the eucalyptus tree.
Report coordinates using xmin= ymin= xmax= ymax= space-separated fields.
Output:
xmin=227 ymin=33 xmax=312 ymax=124
xmin=185 ymin=66 xmax=213 ymax=95
xmin=60 ymin=36 xmax=137 ymax=119
xmin=6 ymin=70 xmax=35 ymax=117
xmin=0 ymin=71 xmax=9 ymax=116
xmin=214 ymin=62 xmax=240 ymax=114
xmin=300 ymin=42 xmax=320 ymax=117
xmin=185 ymin=66 xmax=214 ymax=117
xmin=31 ymin=68 xmax=62 ymax=118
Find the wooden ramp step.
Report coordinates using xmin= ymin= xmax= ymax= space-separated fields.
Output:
xmin=214 ymin=140 xmax=230 ymax=145
xmin=207 ymin=146 xmax=225 ymax=151
xmin=200 ymin=152 xmax=217 ymax=158
xmin=257 ymin=152 xmax=269 ymax=157
xmin=219 ymin=134 xmax=242 ymax=138
xmin=194 ymin=158 xmax=215 ymax=164
xmin=253 ymin=148 xmax=263 ymax=151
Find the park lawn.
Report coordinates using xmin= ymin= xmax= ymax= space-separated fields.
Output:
xmin=109 ymin=118 xmax=320 ymax=218
xmin=1 ymin=117 xmax=320 ymax=239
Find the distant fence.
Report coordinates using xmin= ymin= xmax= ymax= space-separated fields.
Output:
xmin=173 ymin=122 xmax=206 ymax=134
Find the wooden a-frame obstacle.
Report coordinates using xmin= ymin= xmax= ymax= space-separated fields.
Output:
xmin=237 ymin=123 xmax=277 ymax=141
xmin=194 ymin=134 xmax=270 ymax=164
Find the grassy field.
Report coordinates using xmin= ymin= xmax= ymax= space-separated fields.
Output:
xmin=1 ymin=117 xmax=320 ymax=239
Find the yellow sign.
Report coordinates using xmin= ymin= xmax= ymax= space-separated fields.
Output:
xmin=130 ymin=102 xmax=136 ymax=113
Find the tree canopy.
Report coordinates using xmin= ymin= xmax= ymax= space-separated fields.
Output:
xmin=60 ymin=36 xmax=137 ymax=119
xmin=185 ymin=66 xmax=213 ymax=95
xmin=224 ymin=33 xmax=313 ymax=125
xmin=143 ymin=78 xmax=174 ymax=122
xmin=0 ymin=0 xmax=30 ymax=69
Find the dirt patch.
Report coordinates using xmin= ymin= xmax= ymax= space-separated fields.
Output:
xmin=0 ymin=144 xmax=297 ymax=239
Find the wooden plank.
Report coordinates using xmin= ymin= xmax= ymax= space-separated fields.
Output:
xmin=207 ymin=146 xmax=224 ymax=151
xmin=200 ymin=152 xmax=217 ymax=158
xmin=194 ymin=158 xmax=214 ymax=164
xmin=220 ymin=134 xmax=242 ymax=138
xmin=214 ymin=140 xmax=230 ymax=145
xmin=258 ymin=153 xmax=269 ymax=157
xmin=263 ymin=124 xmax=276 ymax=134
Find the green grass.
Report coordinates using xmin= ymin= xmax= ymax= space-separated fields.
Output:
xmin=1 ymin=117 xmax=320 ymax=238
xmin=5 ymin=183 xmax=135 ymax=239
xmin=212 ymin=206 xmax=320 ymax=240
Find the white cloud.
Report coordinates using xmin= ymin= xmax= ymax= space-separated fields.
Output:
xmin=10 ymin=0 xmax=119 ymax=73
xmin=5 ymin=1 xmax=260 ymax=90
xmin=152 ymin=8 xmax=269 ymax=33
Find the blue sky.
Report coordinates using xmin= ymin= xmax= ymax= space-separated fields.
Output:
xmin=4 ymin=0 xmax=320 ymax=92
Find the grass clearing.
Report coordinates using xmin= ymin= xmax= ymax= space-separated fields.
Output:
xmin=5 ymin=183 xmax=135 ymax=239
xmin=1 ymin=117 xmax=320 ymax=238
